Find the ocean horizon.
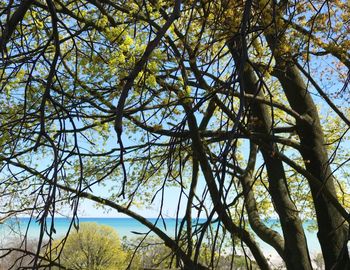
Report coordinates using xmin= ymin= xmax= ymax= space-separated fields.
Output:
xmin=0 ymin=217 xmax=321 ymax=257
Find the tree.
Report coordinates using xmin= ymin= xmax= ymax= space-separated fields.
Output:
xmin=0 ymin=0 xmax=350 ymax=269
xmin=53 ymin=223 xmax=126 ymax=270
xmin=123 ymin=235 xmax=258 ymax=270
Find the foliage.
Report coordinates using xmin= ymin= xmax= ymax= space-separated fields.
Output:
xmin=1 ymin=0 xmax=350 ymax=269
xmin=53 ymin=223 xmax=126 ymax=270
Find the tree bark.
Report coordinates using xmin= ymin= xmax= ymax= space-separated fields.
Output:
xmin=228 ymin=39 xmax=313 ymax=269
xmin=240 ymin=143 xmax=285 ymax=258
xmin=272 ymin=62 xmax=350 ymax=269
xmin=256 ymin=0 xmax=350 ymax=265
xmin=183 ymin=99 xmax=272 ymax=270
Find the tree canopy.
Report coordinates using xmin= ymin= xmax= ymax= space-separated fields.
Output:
xmin=0 ymin=0 xmax=350 ymax=269
xmin=53 ymin=223 xmax=126 ymax=270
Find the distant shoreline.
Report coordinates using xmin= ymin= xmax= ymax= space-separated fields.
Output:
xmin=1 ymin=217 xmax=321 ymax=254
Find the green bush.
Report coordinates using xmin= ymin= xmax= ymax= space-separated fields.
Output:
xmin=53 ymin=222 xmax=126 ymax=270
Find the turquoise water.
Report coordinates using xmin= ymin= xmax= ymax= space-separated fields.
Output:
xmin=0 ymin=217 xmax=320 ymax=254
xmin=0 ymin=217 xmax=183 ymax=240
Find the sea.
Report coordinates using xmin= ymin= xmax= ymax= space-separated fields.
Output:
xmin=0 ymin=217 xmax=321 ymax=258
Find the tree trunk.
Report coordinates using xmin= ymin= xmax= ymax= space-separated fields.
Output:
xmin=240 ymin=143 xmax=285 ymax=258
xmin=183 ymin=99 xmax=272 ymax=270
xmin=256 ymin=0 xmax=350 ymax=264
xmin=273 ymin=62 xmax=350 ymax=269
xmin=228 ymin=40 xmax=313 ymax=269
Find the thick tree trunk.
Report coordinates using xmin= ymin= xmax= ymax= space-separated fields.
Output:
xmin=256 ymin=0 xmax=350 ymax=263
xmin=273 ymin=63 xmax=350 ymax=269
xmin=228 ymin=40 xmax=313 ymax=269
xmin=241 ymin=143 xmax=285 ymax=258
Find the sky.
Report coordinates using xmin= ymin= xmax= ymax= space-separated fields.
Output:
xmin=77 ymin=185 xmax=190 ymax=218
